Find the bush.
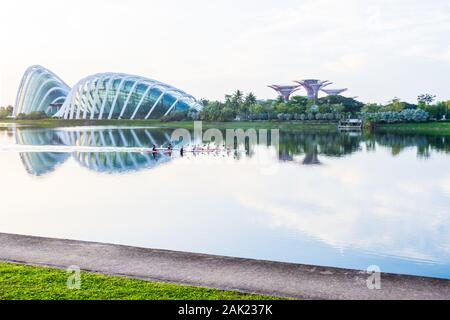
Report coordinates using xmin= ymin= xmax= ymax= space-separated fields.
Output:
xmin=361 ymin=109 xmax=429 ymax=123
xmin=0 ymin=106 xmax=13 ymax=119
xmin=325 ymin=113 xmax=335 ymax=120
xmin=0 ymin=110 xmax=9 ymax=119
xmin=161 ymin=110 xmax=189 ymax=122
xmin=15 ymin=111 xmax=49 ymax=120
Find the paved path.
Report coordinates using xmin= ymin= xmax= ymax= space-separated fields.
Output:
xmin=0 ymin=233 xmax=449 ymax=300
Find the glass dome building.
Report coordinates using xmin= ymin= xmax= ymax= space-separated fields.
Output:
xmin=13 ymin=66 xmax=203 ymax=119
xmin=13 ymin=65 xmax=70 ymax=117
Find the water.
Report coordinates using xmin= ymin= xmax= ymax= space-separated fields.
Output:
xmin=1 ymin=124 xmax=450 ymax=279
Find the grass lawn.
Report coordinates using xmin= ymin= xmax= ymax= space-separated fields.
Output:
xmin=0 ymin=262 xmax=280 ymax=300
xmin=376 ymin=121 xmax=450 ymax=134
xmin=0 ymin=118 xmax=338 ymax=131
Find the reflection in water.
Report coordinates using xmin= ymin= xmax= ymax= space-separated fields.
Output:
xmin=10 ymin=126 xmax=450 ymax=176
xmin=1 ymin=125 xmax=450 ymax=279
xmin=14 ymin=127 xmax=176 ymax=175
xmin=15 ymin=128 xmax=70 ymax=176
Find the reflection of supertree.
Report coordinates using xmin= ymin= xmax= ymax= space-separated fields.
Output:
xmin=278 ymin=131 xmax=363 ymax=163
xmin=302 ymin=145 xmax=321 ymax=165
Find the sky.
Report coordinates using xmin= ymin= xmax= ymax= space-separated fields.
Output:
xmin=0 ymin=0 xmax=449 ymax=106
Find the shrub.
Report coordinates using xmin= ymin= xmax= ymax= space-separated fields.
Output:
xmin=161 ymin=110 xmax=190 ymax=122
xmin=0 ymin=106 xmax=14 ymax=119
xmin=15 ymin=111 xmax=49 ymax=120
xmin=361 ymin=109 xmax=429 ymax=123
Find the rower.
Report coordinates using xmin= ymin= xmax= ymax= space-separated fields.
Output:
xmin=152 ymin=144 xmax=157 ymax=153
xmin=180 ymin=146 xmax=184 ymax=157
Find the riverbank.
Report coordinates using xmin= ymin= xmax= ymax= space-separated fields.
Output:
xmin=1 ymin=233 xmax=449 ymax=300
xmin=376 ymin=122 xmax=450 ymax=134
xmin=3 ymin=119 xmax=450 ymax=136
xmin=0 ymin=262 xmax=276 ymax=300
xmin=0 ymin=119 xmax=338 ymax=131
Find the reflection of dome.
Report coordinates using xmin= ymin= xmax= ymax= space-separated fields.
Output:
xmin=67 ymin=128 xmax=174 ymax=173
xmin=15 ymin=128 xmax=175 ymax=175
xmin=15 ymin=129 xmax=70 ymax=176
xmin=13 ymin=65 xmax=203 ymax=120
xmin=13 ymin=66 xmax=70 ymax=116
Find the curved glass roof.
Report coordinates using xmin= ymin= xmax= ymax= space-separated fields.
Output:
xmin=14 ymin=66 xmax=203 ymax=120
xmin=14 ymin=65 xmax=70 ymax=116
xmin=56 ymin=72 xmax=203 ymax=120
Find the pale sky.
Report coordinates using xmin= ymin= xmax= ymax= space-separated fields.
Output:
xmin=0 ymin=0 xmax=449 ymax=106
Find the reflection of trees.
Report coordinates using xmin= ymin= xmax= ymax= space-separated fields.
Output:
xmin=277 ymin=131 xmax=450 ymax=162
xmin=12 ymin=127 xmax=450 ymax=175
xmin=364 ymin=133 xmax=450 ymax=159
xmin=278 ymin=132 xmax=363 ymax=163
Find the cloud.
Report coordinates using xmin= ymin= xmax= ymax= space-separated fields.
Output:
xmin=322 ymin=53 xmax=368 ymax=73
xmin=0 ymin=0 xmax=449 ymax=105
xmin=237 ymin=151 xmax=450 ymax=263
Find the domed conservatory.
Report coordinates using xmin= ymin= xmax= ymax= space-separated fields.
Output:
xmin=13 ymin=66 xmax=203 ymax=120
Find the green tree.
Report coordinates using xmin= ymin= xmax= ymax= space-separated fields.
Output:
xmin=244 ymin=92 xmax=257 ymax=107
xmin=0 ymin=105 xmax=13 ymax=119
xmin=362 ymin=103 xmax=382 ymax=113
xmin=418 ymin=94 xmax=436 ymax=106
xmin=317 ymin=95 xmax=363 ymax=114
xmin=249 ymin=103 xmax=263 ymax=114
xmin=275 ymin=103 xmax=288 ymax=114
xmin=384 ymin=98 xmax=406 ymax=112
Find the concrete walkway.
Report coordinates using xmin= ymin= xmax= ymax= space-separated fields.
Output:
xmin=0 ymin=233 xmax=449 ymax=300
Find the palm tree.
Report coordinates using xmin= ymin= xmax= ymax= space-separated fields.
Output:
xmin=244 ymin=92 xmax=257 ymax=106
xmin=232 ymin=90 xmax=244 ymax=106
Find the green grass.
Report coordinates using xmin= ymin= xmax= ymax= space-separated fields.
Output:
xmin=0 ymin=262 xmax=281 ymax=300
xmin=376 ymin=122 xmax=450 ymax=135
xmin=0 ymin=118 xmax=337 ymax=131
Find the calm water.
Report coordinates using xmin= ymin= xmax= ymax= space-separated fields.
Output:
xmin=1 ymin=124 xmax=450 ymax=279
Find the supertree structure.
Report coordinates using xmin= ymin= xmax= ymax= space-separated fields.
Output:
xmin=267 ymin=85 xmax=302 ymax=102
xmin=295 ymin=79 xmax=333 ymax=100
xmin=321 ymin=88 xmax=348 ymax=96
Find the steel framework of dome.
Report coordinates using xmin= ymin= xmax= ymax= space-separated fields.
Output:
xmin=13 ymin=65 xmax=70 ymax=117
xmin=13 ymin=66 xmax=203 ymax=120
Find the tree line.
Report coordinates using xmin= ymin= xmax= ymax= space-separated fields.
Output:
xmin=164 ymin=90 xmax=449 ymax=123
